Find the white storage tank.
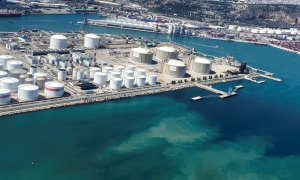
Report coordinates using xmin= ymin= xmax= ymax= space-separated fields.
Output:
xmin=29 ymin=66 xmax=37 ymax=75
xmin=58 ymin=69 xmax=67 ymax=81
xmin=94 ymin=72 xmax=107 ymax=85
xmin=9 ymin=69 xmax=27 ymax=78
xmin=135 ymin=69 xmax=146 ymax=76
xmin=33 ymin=72 xmax=47 ymax=80
xmin=163 ymin=59 xmax=186 ymax=78
xmin=136 ymin=75 xmax=146 ymax=87
xmin=44 ymin=81 xmax=64 ymax=98
xmin=50 ymin=35 xmax=68 ymax=49
xmin=7 ymin=60 xmax=23 ymax=71
xmin=114 ymin=65 xmax=125 ymax=73
xmin=156 ymin=46 xmax=178 ymax=62
xmin=102 ymin=66 xmax=114 ymax=74
xmin=24 ymin=78 xmax=34 ymax=84
xmin=0 ymin=55 xmax=13 ymax=70
xmin=18 ymin=84 xmax=39 ymax=101
xmin=90 ymin=67 xmax=101 ymax=78
xmin=110 ymin=78 xmax=122 ymax=90
xmin=84 ymin=34 xmax=100 ymax=49
xmin=0 ymin=77 xmax=19 ymax=92
xmin=35 ymin=77 xmax=46 ymax=89
xmin=0 ymin=70 xmax=7 ymax=78
xmin=126 ymin=65 xmax=136 ymax=71
xmin=72 ymin=68 xmax=77 ymax=80
xmin=123 ymin=70 xmax=134 ymax=77
xmin=190 ymin=57 xmax=211 ymax=74
xmin=109 ymin=71 xmax=121 ymax=80
xmin=76 ymin=69 xmax=84 ymax=81
xmin=124 ymin=77 xmax=135 ymax=88
xmin=130 ymin=48 xmax=153 ymax=64
xmin=0 ymin=88 xmax=11 ymax=104
xmin=147 ymin=75 xmax=157 ymax=85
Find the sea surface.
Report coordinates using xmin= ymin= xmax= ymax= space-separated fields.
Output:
xmin=1 ymin=14 xmax=300 ymax=179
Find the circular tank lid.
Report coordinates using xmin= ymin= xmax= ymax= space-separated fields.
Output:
xmin=138 ymin=75 xmax=146 ymax=79
xmin=94 ymin=72 xmax=107 ymax=76
xmin=7 ymin=60 xmax=23 ymax=65
xmin=51 ymin=34 xmax=67 ymax=40
xmin=18 ymin=84 xmax=39 ymax=91
xmin=0 ymin=77 xmax=19 ymax=83
xmin=195 ymin=57 xmax=211 ymax=64
xmin=0 ymin=55 xmax=13 ymax=59
xmin=148 ymin=74 xmax=157 ymax=77
xmin=132 ymin=47 xmax=151 ymax=54
xmin=167 ymin=59 xmax=185 ymax=67
xmin=158 ymin=46 xmax=177 ymax=52
xmin=0 ymin=71 xmax=8 ymax=75
xmin=45 ymin=81 xmax=64 ymax=88
xmin=34 ymin=72 xmax=47 ymax=77
xmin=111 ymin=71 xmax=121 ymax=75
xmin=126 ymin=76 xmax=135 ymax=80
xmin=90 ymin=67 xmax=101 ymax=71
xmin=0 ymin=88 xmax=11 ymax=94
xmin=103 ymin=66 xmax=113 ymax=70
xmin=112 ymin=78 xmax=122 ymax=81
xmin=85 ymin=34 xmax=100 ymax=39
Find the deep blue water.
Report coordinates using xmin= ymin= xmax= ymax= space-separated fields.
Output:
xmin=0 ymin=14 xmax=300 ymax=179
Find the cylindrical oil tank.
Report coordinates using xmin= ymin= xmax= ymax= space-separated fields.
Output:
xmin=76 ymin=69 xmax=84 ymax=81
xmin=124 ymin=77 xmax=135 ymax=88
xmin=33 ymin=72 xmax=47 ymax=80
xmin=0 ymin=88 xmax=11 ymax=104
xmin=58 ymin=69 xmax=67 ymax=81
xmin=94 ymin=72 xmax=107 ymax=85
xmin=84 ymin=34 xmax=100 ymax=48
xmin=190 ymin=57 xmax=211 ymax=74
xmin=126 ymin=65 xmax=136 ymax=71
xmin=109 ymin=71 xmax=121 ymax=80
xmin=0 ymin=55 xmax=13 ymax=70
xmin=18 ymin=84 xmax=39 ymax=101
xmin=19 ymin=74 xmax=27 ymax=84
xmin=135 ymin=69 xmax=146 ymax=76
xmin=0 ymin=70 xmax=8 ymax=78
xmin=24 ymin=78 xmax=34 ymax=84
xmin=9 ymin=69 xmax=27 ymax=78
xmin=102 ymin=66 xmax=114 ymax=74
xmin=44 ymin=81 xmax=64 ymax=98
xmin=90 ymin=67 xmax=101 ymax=78
xmin=66 ymin=66 xmax=72 ymax=75
xmin=123 ymin=70 xmax=134 ymax=77
xmin=72 ymin=68 xmax=77 ymax=80
xmin=110 ymin=78 xmax=122 ymax=90
xmin=7 ymin=60 xmax=23 ymax=71
xmin=0 ymin=64 xmax=3 ymax=70
xmin=163 ymin=59 xmax=186 ymax=78
xmin=147 ymin=75 xmax=157 ymax=85
xmin=136 ymin=75 xmax=146 ymax=87
xmin=0 ymin=77 xmax=19 ymax=92
xmin=50 ymin=35 xmax=68 ymax=49
xmin=29 ymin=66 xmax=37 ymax=75
xmin=114 ymin=65 xmax=125 ymax=73
xmin=130 ymin=48 xmax=153 ymax=64
xmin=156 ymin=46 xmax=178 ymax=62
xmin=35 ymin=77 xmax=46 ymax=89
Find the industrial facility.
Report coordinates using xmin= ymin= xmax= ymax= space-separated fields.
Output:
xmin=0 ymin=31 xmax=280 ymax=116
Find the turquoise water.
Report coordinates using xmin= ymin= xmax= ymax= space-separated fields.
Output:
xmin=1 ymin=14 xmax=300 ymax=179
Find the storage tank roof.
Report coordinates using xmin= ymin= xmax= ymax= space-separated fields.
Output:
xmin=51 ymin=34 xmax=67 ymax=40
xmin=158 ymin=46 xmax=177 ymax=52
xmin=167 ymin=59 xmax=185 ymax=67
xmin=8 ymin=60 xmax=22 ymax=65
xmin=85 ymin=34 xmax=100 ymax=39
xmin=0 ymin=88 xmax=11 ymax=94
xmin=45 ymin=81 xmax=64 ymax=88
xmin=18 ymin=84 xmax=39 ymax=91
xmin=126 ymin=76 xmax=135 ymax=80
xmin=112 ymin=78 xmax=122 ymax=81
xmin=90 ymin=67 xmax=101 ymax=71
xmin=132 ymin=47 xmax=151 ymax=54
xmin=195 ymin=57 xmax=211 ymax=64
xmin=94 ymin=72 xmax=107 ymax=76
xmin=148 ymin=74 xmax=157 ymax=77
xmin=0 ymin=55 xmax=13 ymax=59
xmin=0 ymin=77 xmax=19 ymax=83
xmin=138 ymin=75 xmax=146 ymax=78
xmin=0 ymin=71 xmax=7 ymax=75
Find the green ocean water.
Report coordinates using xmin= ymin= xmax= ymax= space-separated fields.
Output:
xmin=0 ymin=14 xmax=300 ymax=179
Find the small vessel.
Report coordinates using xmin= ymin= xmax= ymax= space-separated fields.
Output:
xmin=191 ymin=96 xmax=202 ymax=101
